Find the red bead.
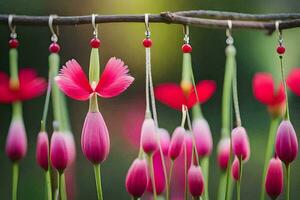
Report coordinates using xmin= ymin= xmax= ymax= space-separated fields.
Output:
xmin=9 ymin=39 xmax=19 ymax=48
xmin=277 ymin=46 xmax=285 ymax=55
xmin=49 ymin=43 xmax=61 ymax=53
xmin=182 ymin=44 xmax=192 ymax=53
xmin=90 ymin=38 xmax=101 ymax=48
xmin=143 ymin=38 xmax=152 ymax=48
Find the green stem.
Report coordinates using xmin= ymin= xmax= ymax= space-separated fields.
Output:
xmin=167 ymin=160 xmax=174 ymax=200
xmin=149 ymin=155 xmax=157 ymax=200
xmin=237 ymin=157 xmax=243 ymax=200
xmin=260 ymin=117 xmax=280 ymax=200
xmin=45 ymin=170 xmax=52 ymax=200
xmin=89 ymin=48 xmax=100 ymax=83
xmin=94 ymin=164 xmax=104 ymax=200
xmin=89 ymin=94 xmax=99 ymax=112
xmin=286 ymin=164 xmax=290 ymax=200
xmin=12 ymin=163 xmax=19 ymax=200
xmin=12 ymin=101 xmax=22 ymax=120
xmin=225 ymin=139 xmax=233 ymax=200
xmin=279 ymin=57 xmax=290 ymax=120
xmin=200 ymin=157 xmax=210 ymax=200
xmin=9 ymin=48 xmax=19 ymax=88
xmin=60 ymin=173 xmax=67 ymax=200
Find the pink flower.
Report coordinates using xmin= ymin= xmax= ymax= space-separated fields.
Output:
xmin=154 ymin=80 xmax=216 ymax=110
xmin=265 ymin=157 xmax=283 ymax=199
xmin=36 ymin=131 xmax=49 ymax=170
xmin=5 ymin=119 xmax=27 ymax=162
xmin=193 ymin=118 xmax=213 ymax=157
xmin=188 ymin=165 xmax=205 ymax=198
xmin=287 ymin=68 xmax=300 ymax=96
xmin=141 ymin=118 xmax=158 ymax=155
xmin=50 ymin=131 xmax=68 ymax=172
xmin=231 ymin=157 xmax=240 ymax=181
xmin=231 ymin=126 xmax=250 ymax=161
xmin=147 ymin=152 xmax=166 ymax=195
xmin=275 ymin=120 xmax=298 ymax=165
xmin=81 ymin=112 xmax=110 ymax=164
xmin=125 ymin=158 xmax=148 ymax=198
xmin=55 ymin=57 xmax=134 ymax=101
xmin=0 ymin=68 xmax=47 ymax=103
xmin=168 ymin=127 xmax=185 ymax=160
xmin=63 ymin=132 xmax=76 ymax=165
xmin=217 ymin=137 xmax=231 ymax=170
xmin=158 ymin=128 xmax=170 ymax=156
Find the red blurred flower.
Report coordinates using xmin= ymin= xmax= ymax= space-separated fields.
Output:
xmin=154 ymin=80 xmax=216 ymax=110
xmin=252 ymin=73 xmax=286 ymax=117
xmin=0 ymin=68 xmax=47 ymax=103
xmin=287 ymin=68 xmax=300 ymax=96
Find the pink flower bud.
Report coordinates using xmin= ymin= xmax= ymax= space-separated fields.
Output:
xmin=188 ymin=165 xmax=205 ymax=198
xmin=193 ymin=118 xmax=213 ymax=157
xmin=231 ymin=157 xmax=240 ymax=181
xmin=36 ymin=131 xmax=49 ymax=170
xmin=231 ymin=126 xmax=250 ymax=161
xmin=217 ymin=137 xmax=231 ymax=170
xmin=81 ymin=112 xmax=110 ymax=164
xmin=50 ymin=131 xmax=68 ymax=172
xmin=5 ymin=119 xmax=27 ymax=162
xmin=158 ymin=128 xmax=170 ymax=156
xmin=168 ymin=127 xmax=185 ymax=160
xmin=275 ymin=120 xmax=298 ymax=165
xmin=63 ymin=132 xmax=76 ymax=165
xmin=141 ymin=118 xmax=158 ymax=154
xmin=147 ymin=151 xmax=166 ymax=195
xmin=185 ymin=133 xmax=193 ymax=166
xmin=125 ymin=158 xmax=148 ymax=198
xmin=265 ymin=157 xmax=283 ymax=199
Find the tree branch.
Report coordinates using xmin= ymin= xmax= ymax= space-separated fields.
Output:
xmin=0 ymin=10 xmax=299 ymax=32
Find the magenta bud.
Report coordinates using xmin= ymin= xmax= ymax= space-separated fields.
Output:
xmin=231 ymin=157 xmax=240 ymax=181
xmin=36 ymin=131 xmax=49 ymax=170
xmin=217 ymin=137 xmax=231 ymax=170
xmin=265 ymin=157 xmax=283 ymax=199
xmin=81 ymin=112 xmax=110 ymax=164
xmin=125 ymin=158 xmax=148 ymax=198
xmin=50 ymin=131 xmax=68 ymax=172
xmin=231 ymin=126 xmax=250 ymax=161
xmin=63 ymin=132 xmax=76 ymax=165
xmin=147 ymin=152 xmax=166 ymax=195
xmin=275 ymin=120 xmax=298 ymax=165
xmin=168 ymin=127 xmax=185 ymax=160
xmin=158 ymin=128 xmax=170 ymax=156
xmin=5 ymin=119 xmax=27 ymax=162
xmin=193 ymin=118 xmax=213 ymax=157
xmin=188 ymin=165 xmax=205 ymax=198
xmin=141 ymin=118 xmax=158 ymax=154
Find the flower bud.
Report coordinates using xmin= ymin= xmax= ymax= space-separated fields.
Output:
xmin=141 ymin=118 xmax=158 ymax=154
xmin=193 ymin=118 xmax=213 ymax=157
xmin=125 ymin=158 xmax=148 ymax=198
xmin=231 ymin=126 xmax=250 ymax=161
xmin=168 ymin=127 xmax=185 ymax=160
xmin=217 ymin=137 xmax=231 ymax=170
xmin=231 ymin=157 xmax=240 ymax=181
xmin=50 ymin=131 xmax=68 ymax=172
xmin=265 ymin=157 xmax=283 ymax=199
xmin=147 ymin=152 xmax=166 ymax=195
xmin=188 ymin=165 xmax=205 ymax=198
xmin=63 ymin=132 xmax=76 ymax=165
xmin=158 ymin=128 xmax=170 ymax=156
xmin=275 ymin=120 xmax=298 ymax=165
xmin=36 ymin=131 xmax=49 ymax=170
xmin=81 ymin=111 xmax=110 ymax=164
xmin=5 ymin=119 xmax=27 ymax=162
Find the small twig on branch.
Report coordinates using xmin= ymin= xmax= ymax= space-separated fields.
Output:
xmin=0 ymin=10 xmax=299 ymax=33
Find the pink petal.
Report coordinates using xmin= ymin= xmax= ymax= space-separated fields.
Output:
xmin=154 ymin=83 xmax=187 ymax=110
xmin=55 ymin=59 xmax=93 ymax=101
xmin=96 ymin=57 xmax=134 ymax=98
xmin=187 ymin=80 xmax=216 ymax=108
xmin=287 ymin=68 xmax=300 ymax=96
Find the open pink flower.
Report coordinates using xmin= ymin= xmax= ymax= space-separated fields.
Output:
xmin=0 ymin=68 xmax=47 ymax=103
xmin=287 ymin=68 xmax=300 ymax=96
xmin=55 ymin=57 xmax=134 ymax=101
xmin=154 ymin=80 xmax=216 ymax=110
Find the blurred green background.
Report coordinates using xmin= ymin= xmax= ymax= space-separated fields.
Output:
xmin=0 ymin=0 xmax=300 ymax=199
